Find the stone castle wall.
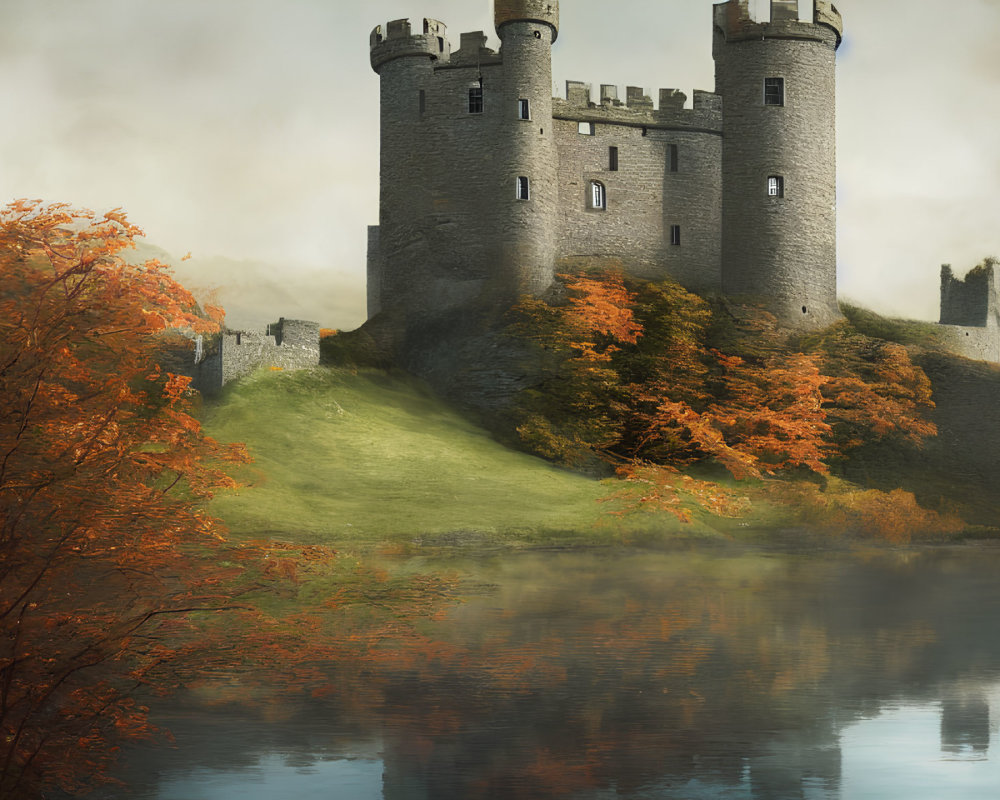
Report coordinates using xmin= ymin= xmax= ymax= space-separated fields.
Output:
xmin=551 ymin=87 xmax=722 ymax=290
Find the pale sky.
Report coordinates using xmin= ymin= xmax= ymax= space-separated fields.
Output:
xmin=2 ymin=0 xmax=998 ymax=329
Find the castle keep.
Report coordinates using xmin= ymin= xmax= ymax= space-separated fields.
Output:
xmin=367 ymin=0 xmax=844 ymax=331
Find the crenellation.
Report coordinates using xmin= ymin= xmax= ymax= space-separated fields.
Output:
xmin=552 ymin=94 xmax=722 ymax=134
xmin=566 ymin=80 xmax=592 ymax=107
xmin=626 ymin=86 xmax=653 ymax=109
xmin=370 ymin=18 xmax=451 ymax=72
xmin=659 ymin=89 xmax=687 ymax=111
xmin=450 ymin=31 xmax=496 ymax=66
xmin=600 ymin=85 xmax=620 ymax=106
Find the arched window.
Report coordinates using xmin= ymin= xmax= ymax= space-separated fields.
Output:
xmin=590 ymin=181 xmax=606 ymax=210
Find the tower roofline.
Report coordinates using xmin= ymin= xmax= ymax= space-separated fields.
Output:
xmin=713 ymin=0 xmax=842 ymax=48
xmin=494 ymin=0 xmax=559 ymax=42
xmin=370 ymin=17 xmax=450 ymax=73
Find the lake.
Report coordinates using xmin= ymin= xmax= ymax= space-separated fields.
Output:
xmin=99 ymin=544 xmax=1000 ymax=799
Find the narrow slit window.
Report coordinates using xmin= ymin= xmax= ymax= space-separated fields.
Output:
xmin=518 ymin=98 xmax=530 ymax=120
xmin=469 ymin=86 xmax=484 ymax=114
xmin=578 ymin=121 xmax=595 ymax=136
xmin=437 ymin=37 xmax=444 ymax=53
xmin=670 ymin=225 xmax=681 ymax=246
xmin=516 ymin=176 xmax=530 ymax=201
xmin=768 ymin=176 xmax=784 ymax=197
xmin=668 ymin=143 xmax=678 ymax=173
xmin=419 ymin=89 xmax=426 ymax=115
xmin=590 ymin=181 xmax=606 ymax=210
xmin=609 ymin=146 xmax=619 ymax=171
xmin=764 ymin=77 xmax=784 ymax=106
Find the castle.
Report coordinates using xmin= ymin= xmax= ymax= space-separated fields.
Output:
xmin=367 ymin=0 xmax=844 ymax=331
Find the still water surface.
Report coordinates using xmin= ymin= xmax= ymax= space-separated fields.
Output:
xmin=108 ymin=545 xmax=1000 ymax=799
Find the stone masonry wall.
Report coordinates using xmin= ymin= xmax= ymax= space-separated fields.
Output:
xmin=938 ymin=325 xmax=1000 ymax=363
xmin=192 ymin=318 xmax=320 ymax=394
xmin=552 ymin=87 xmax=722 ymax=291
xmin=937 ymin=263 xmax=1000 ymax=362
xmin=940 ymin=263 xmax=993 ymax=327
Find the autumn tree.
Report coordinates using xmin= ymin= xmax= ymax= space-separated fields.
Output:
xmin=508 ymin=269 xmax=941 ymax=525
xmin=0 ymin=201 xmax=258 ymax=797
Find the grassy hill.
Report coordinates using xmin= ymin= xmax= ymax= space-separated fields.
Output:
xmin=197 ymin=297 xmax=1000 ymax=547
xmin=199 ymin=367 xmax=714 ymax=548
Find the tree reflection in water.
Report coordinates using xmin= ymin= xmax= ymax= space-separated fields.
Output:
xmin=106 ymin=547 xmax=1000 ymax=800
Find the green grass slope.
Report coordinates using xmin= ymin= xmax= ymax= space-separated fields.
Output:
xmin=201 ymin=367 xmax=695 ymax=546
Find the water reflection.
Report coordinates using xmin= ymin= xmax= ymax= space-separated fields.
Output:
xmin=103 ymin=546 xmax=1000 ymax=799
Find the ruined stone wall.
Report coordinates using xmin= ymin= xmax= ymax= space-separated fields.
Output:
xmin=190 ymin=319 xmax=320 ymax=394
xmin=940 ymin=263 xmax=994 ymax=327
xmin=552 ymin=87 xmax=722 ymax=291
xmin=937 ymin=263 xmax=1000 ymax=362
xmin=713 ymin=0 xmax=842 ymax=329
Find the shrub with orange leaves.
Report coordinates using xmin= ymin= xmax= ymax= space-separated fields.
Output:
xmin=509 ymin=269 xmax=941 ymax=526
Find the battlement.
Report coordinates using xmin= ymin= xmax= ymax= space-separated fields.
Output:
xmin=495 ymin=0 xmax=559 ymax=41
xmin=447 ymin=31 xmax=500 ymax=67
xmin=555 ymin=81 xmax=722 ymax=131
xmin=713 ymin=0 xmax=842 ymax=48
xmin=370 ymin=18 xmax=451 ymax=72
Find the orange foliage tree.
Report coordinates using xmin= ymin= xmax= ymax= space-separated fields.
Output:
xmin=0 ymin=201 xmax=259 ymax=796
xmin=508 ymin=270 xmax=940 ymax=524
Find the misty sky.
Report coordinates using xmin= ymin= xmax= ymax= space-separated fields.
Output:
xmin=2 ymin=0 xmax=998 ymax=329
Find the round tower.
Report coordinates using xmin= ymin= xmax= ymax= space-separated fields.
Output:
xmin=492 ymin=0 xmax=560 ymax=299
xmin=369 ymin=18 xmax=450 ymax=318
xmin=713 ymin=0 xmax=843 ymax=329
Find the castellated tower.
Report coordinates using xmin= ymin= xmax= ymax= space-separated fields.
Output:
xmin=713 ymin=0 xmax=843 ymax=329
xmin=368 ymin=3 xmax=559 ymax=324
xmin=493 ymin=0 xmax=560 ymax=298
xmin=369 ymin=18 xmax=452 ymax=320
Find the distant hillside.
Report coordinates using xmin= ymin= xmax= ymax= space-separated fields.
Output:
xmin=127 ymin=241 xmax=365 ymax=332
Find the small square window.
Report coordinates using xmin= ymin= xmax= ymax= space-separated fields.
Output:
xmin=670 ymin=225 xmax=681 ymax=246
xmin=764 ymin=77 xmax=784 ymax=106
xmin=518 ymin=98 xmax=530 ymax=120
xmin=609 ymin=146 xmax=619 ymax=172
xmin=469 ymin=86 xmax=484 ymax=114
xmin=516 ymin=176 xmax=530 ymax=201
xmin=578 ymin=121 xmax=595 ymax=136
xmin=668 ymin=144 xmax=678 ymax=173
